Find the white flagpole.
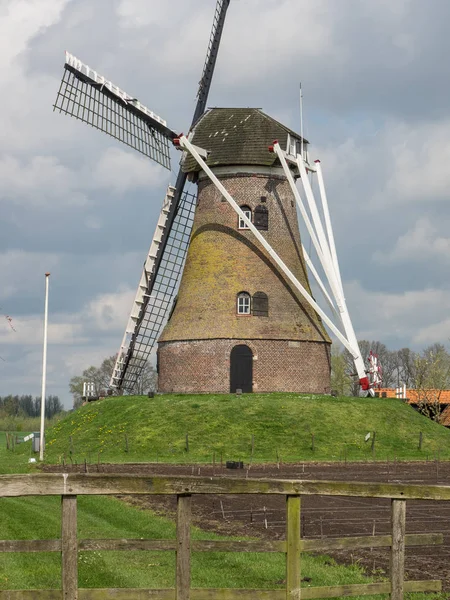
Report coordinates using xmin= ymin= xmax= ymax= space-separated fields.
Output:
xmin=300 ymin=82 xmax=304 ymax=159
xmin=39 ymin=272 xmax=50 ymax=461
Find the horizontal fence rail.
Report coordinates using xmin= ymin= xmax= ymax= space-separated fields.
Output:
xmin=2 ymin=473 xmax=450 ymax=499
xmin=0 ymin=474 xmax=445 ymax=599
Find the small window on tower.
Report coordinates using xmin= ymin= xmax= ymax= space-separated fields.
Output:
xmin=252 ymin=292 xmax=269 ymax=317
xmin=254 ymin=205 xmax=268 ymax=230
xmin=237 ymin=292 xmax=251 ymax=315
xmin=238 ymin=206 xmax=252 ymax=229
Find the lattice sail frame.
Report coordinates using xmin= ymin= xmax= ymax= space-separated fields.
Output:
xmin=54 ymin=52 xmax=175 ymax=169
xmin=110 ymin=188 xmax=197 ymax=392
xmin=196 ymin=0 xmax=230 ymax=105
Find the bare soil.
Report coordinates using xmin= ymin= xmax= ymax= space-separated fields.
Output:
xmin=44 ymin=460 xmax=450 ymax=590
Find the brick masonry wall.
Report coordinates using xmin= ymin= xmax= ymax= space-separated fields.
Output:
xmin=158 ymin=338 xmax=331 ymax=394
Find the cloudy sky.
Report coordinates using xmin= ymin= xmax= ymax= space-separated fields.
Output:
xmin=1 ymin=0 xmax=450 ymax=406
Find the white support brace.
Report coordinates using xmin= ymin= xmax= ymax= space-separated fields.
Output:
xmin=178 ymin=135 xmax=360 ymax=359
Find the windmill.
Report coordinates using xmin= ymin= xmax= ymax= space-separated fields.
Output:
xmin=54 ymin=0 xmax=379 ymax=396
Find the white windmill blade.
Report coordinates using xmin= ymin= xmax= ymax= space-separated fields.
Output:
xmin=110 ymin=185 xmax=176 ymax=389
xmin=196 ymin=0 xmax=231 ymax=107
xmin=274 ymin=143 xmax=345 ymax=311
xmin=54 ymin=52 xmax=177 ymax=170
xmin=296 ymin=154 xmax=348 ymax=311
xmin=273 ymin=144 xmax=345 ymax=309
xmin=275 ymin=144 xmax=347 ymax=307
xmin=295 ymin=155 xmax=365 ymax=387
xmin=301 ymin=244 xmax=340 ymax=321
xmin=269 ymin=142 xmax=371 ymax=393
xmin=296 ymin=156 xmax=345 ymax=301
xmin=110 ymin=185 xmax=197 ymax=392
xmin=314 ymin=160 xmax=345 ymax=298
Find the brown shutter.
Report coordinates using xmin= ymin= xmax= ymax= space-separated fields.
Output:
xmin=254 ymin=205 xmax=268 ymax=230
xmin=252 ymin=292 xmax=268 ymax=317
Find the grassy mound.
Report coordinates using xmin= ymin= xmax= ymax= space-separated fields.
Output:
xmin=32 ymin=392 xmax=450 ymax=464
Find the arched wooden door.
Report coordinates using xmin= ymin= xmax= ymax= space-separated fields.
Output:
xmin=230 ymin=345 xmax=253 ymax=393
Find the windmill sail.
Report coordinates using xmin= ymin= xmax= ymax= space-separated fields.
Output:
xmin=196 ymin=0 xmax=230 ymax=120
xmin=110 ymin=0 xmax=231 ymax=391
xmin=54 ymin=52 xmax=175 ymax=169
xmin=111 ymin=188 xmax=197 ymax=392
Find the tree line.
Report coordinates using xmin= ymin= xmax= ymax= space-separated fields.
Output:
xmin=0 ymin=395 xmax=64 ymax=419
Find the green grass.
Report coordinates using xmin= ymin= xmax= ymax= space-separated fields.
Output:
xmin=0 ymin=494 xmax=445 ymax=598
xmin=20 ymin=392 xmax=450 ymax=464
xmin=0 ymin=431 xmax=36 ymax=474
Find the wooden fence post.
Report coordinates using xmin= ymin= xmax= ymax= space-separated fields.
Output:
xmin=176 ymin=494 xmax=191 ymax=600
xmin=390 ymin=499 xmax=406 ymax=600
xmin=286 ymin=495 xmax=301 ymax=600
xmin=61 ymin=495 xmax=78 ymax=600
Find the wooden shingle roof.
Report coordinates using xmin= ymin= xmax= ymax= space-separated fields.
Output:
xmin=183 ymin=108 xmax=308 ymax=173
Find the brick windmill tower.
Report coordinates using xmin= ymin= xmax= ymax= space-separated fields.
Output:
xmin=157 ymin=108 xmax=331 ymax=394
xmin=54 ymin=0 xmax=378 ymax=396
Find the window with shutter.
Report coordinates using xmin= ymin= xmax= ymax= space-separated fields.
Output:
xmin=252 ymin=292 xmax=268 ymax=317
xmin=254 ymin=205 xmax=268 ymax=230
xmin=237 ymin=292 xmax=251 ymax=315
xmin=238 ymin=206 xmax=252 ymax=229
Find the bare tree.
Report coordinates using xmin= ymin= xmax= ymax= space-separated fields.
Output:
xmin=343 ymin=341 xmax=369 ymax=396
xmin=330 ymin=346 xmax=352 ymax=396
xmin=126 ymin=361 xmax=158 ymax=395
xmin=414 ymin=344 xmax=450 ymax=422
xmin=395 ymin=347 xmax=417 ymax=388
xmin=69 ymin=354 xmax=157 ymax=408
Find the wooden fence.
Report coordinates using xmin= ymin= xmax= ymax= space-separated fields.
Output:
xmin=0 ymin=473 xmax=446 ymax=599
